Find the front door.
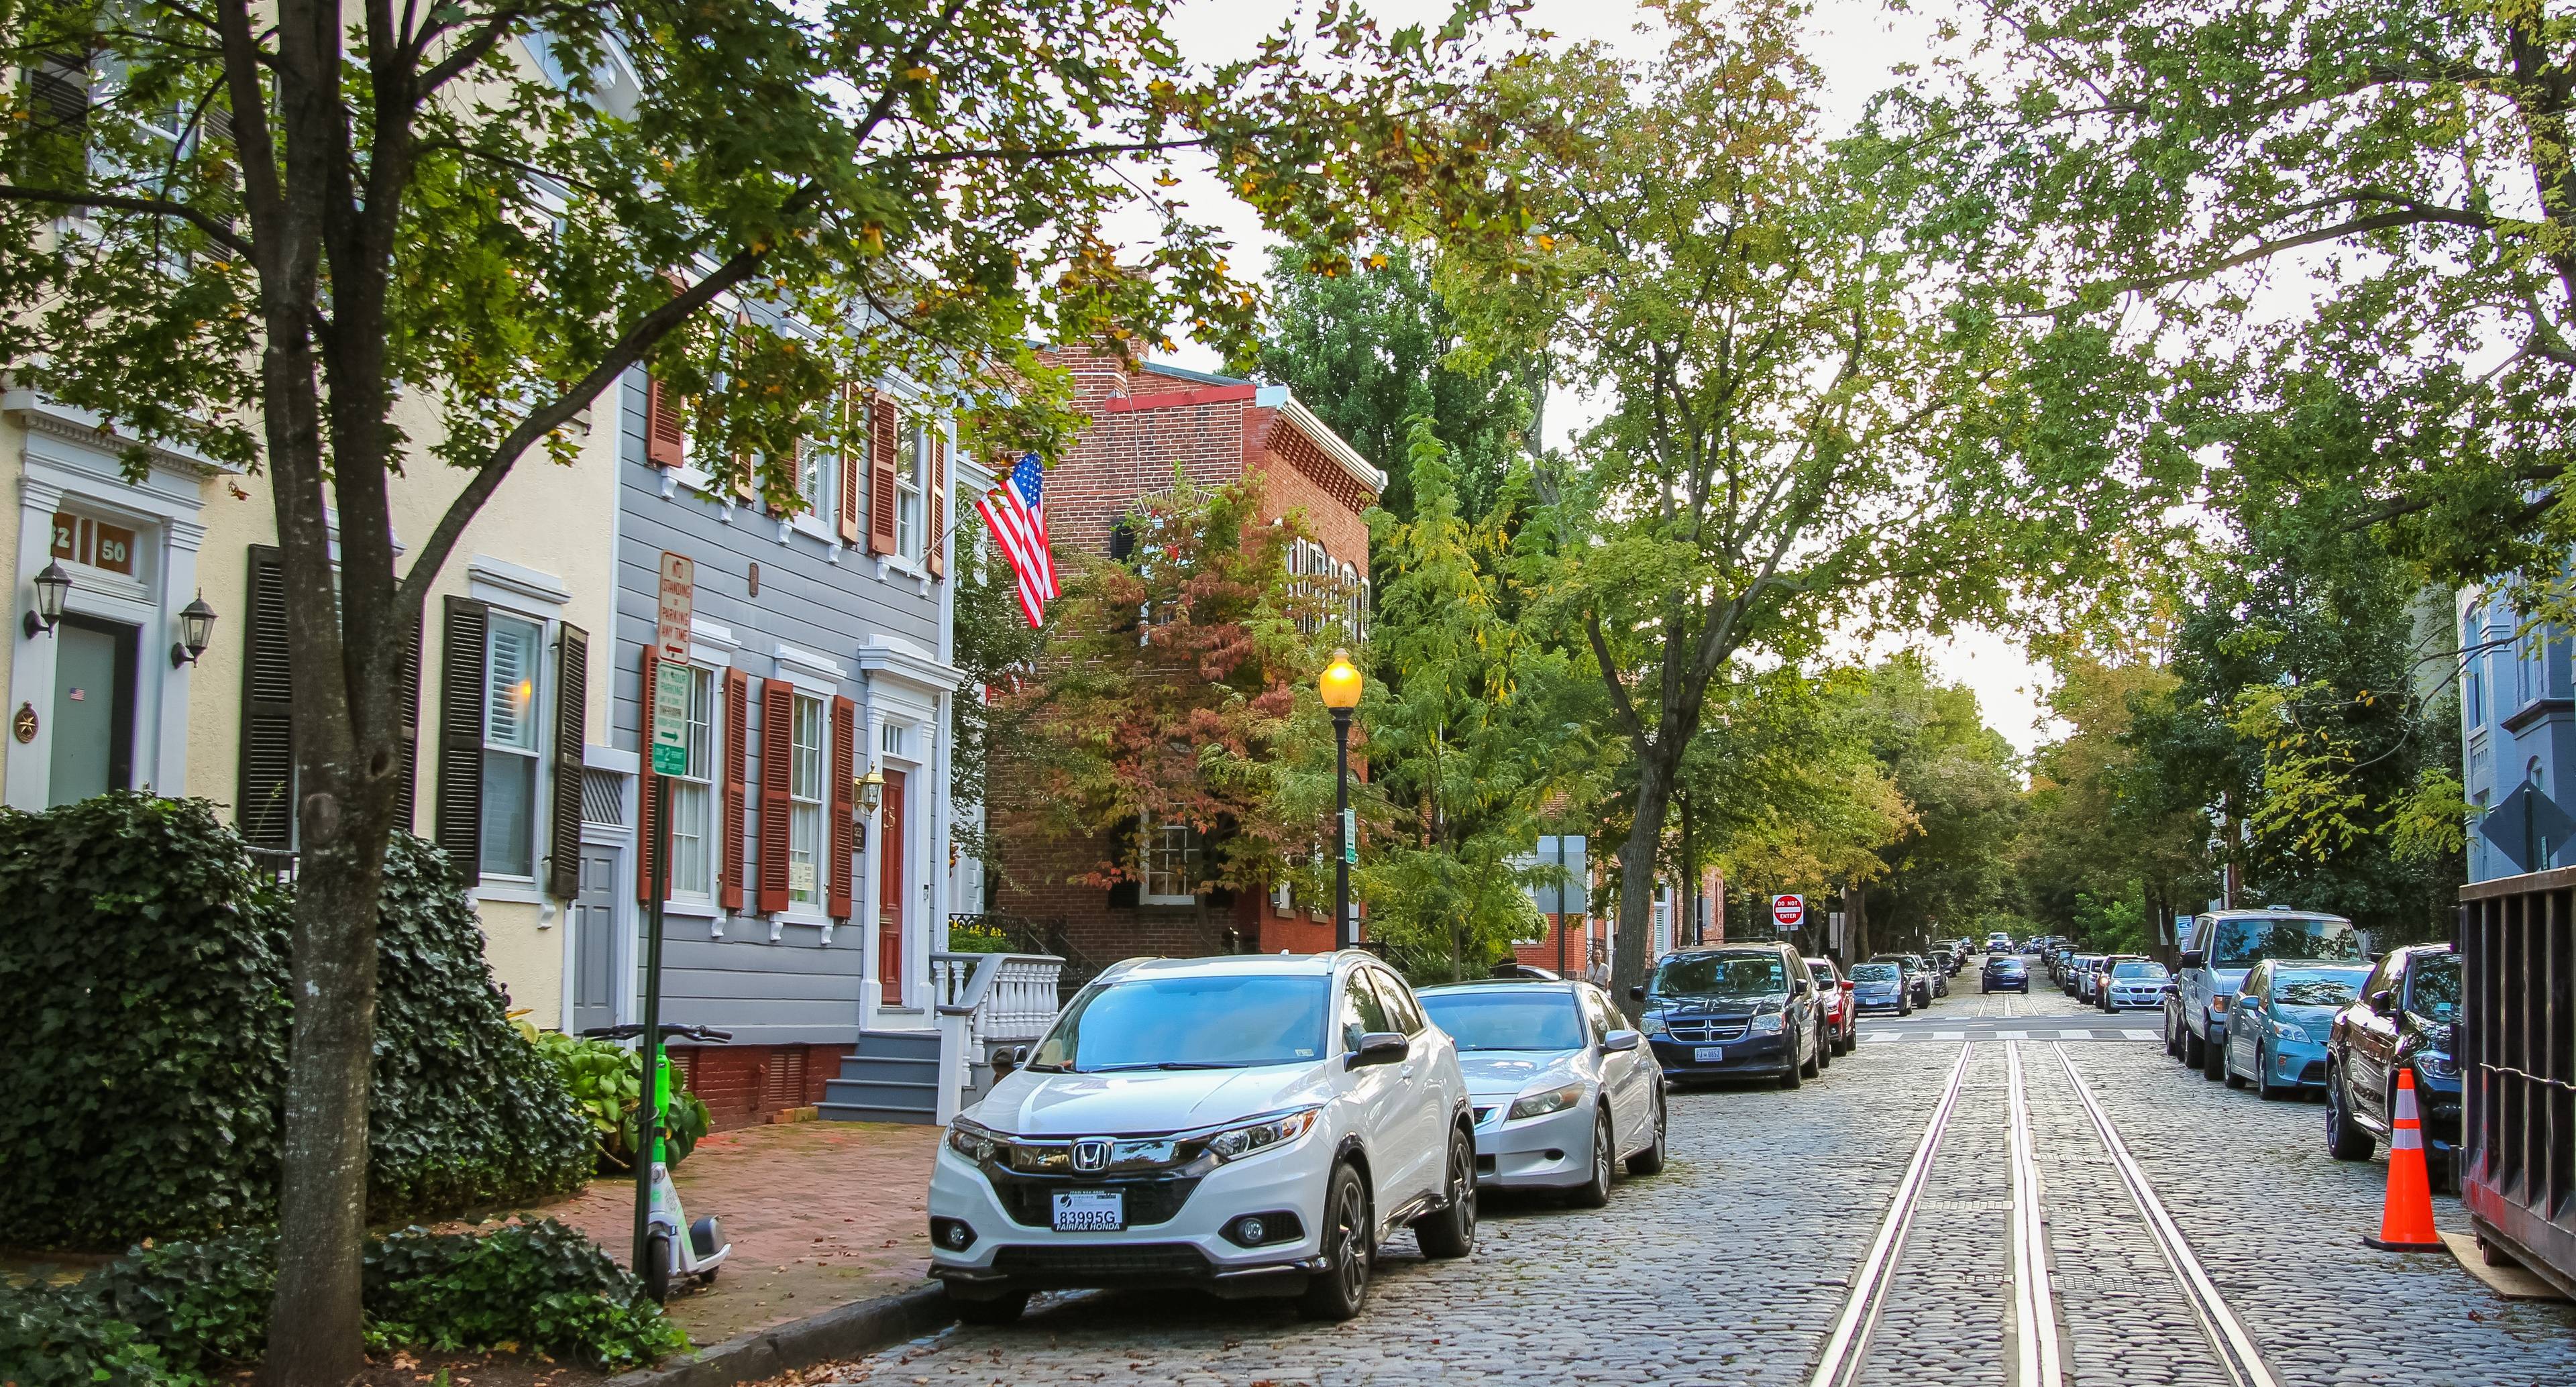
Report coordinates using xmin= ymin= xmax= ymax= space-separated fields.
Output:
xmin=878 ymin=767 xmax=907 ymax=1005
xmin=50 ymin=616 xmax=136 ymax=805
xmin=572 ymin=846 xmax=620 ymax=1035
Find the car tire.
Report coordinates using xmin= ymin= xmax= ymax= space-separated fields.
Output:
xmin=1626 ymin=1091 xmax=1668 ymax=1176
xmin=1568 ymin=1111 xmax=1615 ymax=1209
xmin=1802 ymin=1027 xmax=1824 ymax=1078
xmin=2223 ymin=1044 xmax=2247 ymax=1088
xmin=949 ymin=1287 xmax=1030 ymax=1325
xmin=2183 ymin=1024 xmax=2206 ymax=1070
xmin=1815 ymin=1021 xmax=1833 ymax=1071
xmin=2165 ymin=1009 xmax=2184 ymax=1059
xmin=1299 ymin=1162 xmax=1374 ymax=1321
xmin=1779 ymin=1045 xmax=1804 ymax=1089
xmin=2325 ymin=1064 xmax=2377 ymax=1162
xmin=2202 ymin=1024 xmax=2226 ymax=1081
xmin=1898 ymin=998 xmax=1913 ymax=1017
xmin=2255 ymin=1042 xmax=2281 ymax=1101
xmin=1412 ymin=1127 xmax=1478 ymax=1259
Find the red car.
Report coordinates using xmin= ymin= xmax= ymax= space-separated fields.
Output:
xmin=1805 ymin=956 xmax=1859 ymax=1056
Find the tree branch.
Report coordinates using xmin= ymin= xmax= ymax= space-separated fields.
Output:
xmin=0 ymin=184 xmax=256 ymax=259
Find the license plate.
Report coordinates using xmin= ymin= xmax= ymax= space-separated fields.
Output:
xmin=1051 ymin=1190 xmax=1124 ymax=1232
xmin=1694 ymin=1046 xmax=1725 ymax=1062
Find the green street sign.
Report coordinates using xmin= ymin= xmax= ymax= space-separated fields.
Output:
xmin=651 ymin=661 xmax=691 ymax=775
xmin=1342 ymin=807 xmax=1357 ymax=864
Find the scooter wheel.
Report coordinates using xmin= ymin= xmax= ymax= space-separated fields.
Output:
xmin=643 ymin=1229 xmax=676 ymax=1303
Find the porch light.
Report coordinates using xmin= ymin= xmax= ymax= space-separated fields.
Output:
xmin=171 ymin=593 xmax=217 ymax=667
xmin=22 ymin=561 xmax=69 ymax=639
xmin=857 ymin=767 xmax=885 ymax=812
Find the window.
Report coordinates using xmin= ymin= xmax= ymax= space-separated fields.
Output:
xmin=881 ymin=722 xmax=906 ymax=759
xmin=788 ymin=693 xmax=825 ymax=906
xmin=897 ymin=423 xmax=926 ymax=560
xmin=797 ymin=439 xmax=832 ymax=525
xmin=480 ymin=614 xmax=545 ymax=878
xmin=666 ymin=667 xmax=716 ymax=898
xmin=1339 ymin=968 xmax=1395 ymax=1050
xmin=1141 ymin=823 xmax=1200 ymax=904
xmin=1372 ymin=968 xmax=1427 ymax=1034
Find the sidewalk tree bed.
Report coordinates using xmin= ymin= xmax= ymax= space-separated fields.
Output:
xmin=0 ymin=1217 xmax=686 ymax=1384
xmin=0 ymin=794 xmax=592 ymax=1250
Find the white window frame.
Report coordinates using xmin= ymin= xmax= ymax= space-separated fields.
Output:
xmin=665 ymin=665 xmax=718 ymax=901
xmin=479 ymin=611 xmax=547 ymax=881
xmin=788 ymin=690 xmax=826 ymax=908
xmin=896 ymin=421 xmax=926 ymax=561
xmin=1141 ymin=822 xmax=1200 ymax=905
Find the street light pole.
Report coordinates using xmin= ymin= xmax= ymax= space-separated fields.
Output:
xmin=1318 ymin=649 xmax=1363 ymax=951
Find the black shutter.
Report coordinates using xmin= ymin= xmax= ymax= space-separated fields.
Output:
xmin=395 ymin=615 xmax=422 ymax=830
xmin=235 ymin=545 xmax=294 ymax=849
xmin=546 ymin=623 xmax=588 ymax=899
xmin=435 ymin=596 xmax=489 ymax=880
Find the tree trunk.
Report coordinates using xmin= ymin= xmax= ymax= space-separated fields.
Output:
xmin=1612 ymin=748 xmax=1678 ymax=1017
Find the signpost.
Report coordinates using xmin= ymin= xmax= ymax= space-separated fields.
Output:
xmin=634 ymin=553 xmax=694 ymax=1278
xmin=1772 ymin=893 xmax=1805 ymax=936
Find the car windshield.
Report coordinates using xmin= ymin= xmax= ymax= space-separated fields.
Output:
xmin=1850 ymin=963 xmax=1900 ymax=982
xmin=2111 ymin=961 xmax=2167 ymax=980
xmin=2270 ymin=968 xmax=2367 ymax=1007
xmin=1028 ymin=974 xmax=1328 ymax=1072
xmin=1992 ymin=958 xmax=2025 ymax=970
xmin=2408 ymin=954 xmax=2461 ymax=1021
xmin=2210 ymin=916 xmax=2362 ymax=968
xmin=1804 ymin=961 xmax=1837 ymax=982
xmin=1654 ymin=954 xmax=1786 ymax=998
xmin=1419 ymin=989 xmax=1587 ymax=1051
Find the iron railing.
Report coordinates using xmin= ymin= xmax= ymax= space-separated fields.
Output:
xmin=2460 ymin=867 xmax=2576 ymax=1298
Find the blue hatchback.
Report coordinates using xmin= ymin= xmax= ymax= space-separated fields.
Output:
xmin=2222 ymin=959 xmax=2371 ymax=1098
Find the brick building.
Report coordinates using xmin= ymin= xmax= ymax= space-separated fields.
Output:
xmin=987 ymin=344 xmax=1384 ymax=977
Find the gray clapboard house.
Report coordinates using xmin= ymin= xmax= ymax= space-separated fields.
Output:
xmin=573 ymin=343 xmax=1040 ymax=1128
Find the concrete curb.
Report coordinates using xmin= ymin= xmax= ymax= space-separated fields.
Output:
xmin=604 ymin=1282 xmax=957 ymax=1387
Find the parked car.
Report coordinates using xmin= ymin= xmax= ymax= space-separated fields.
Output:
xmin=1415 ymin=980 xmax=1664 ymax=1207
xmin=2324 ymin=944 xmax=2463 ymax=1188
xmin=1847 ymin=960 xmax=1911 ymax=1015
xmin=2220 ymin=959 xmax=2369 ymax=1099
xmin=1489 ymin=962 xmax=1561 ymax=981
xmin=2064 ymin=954 xmax=2102 ymax=998
xmin=1987 ymin=932 xmax=2013 ymax=954
xmin=2171 ymin=909 xmax=2366 ymax=1082
xmin=928 ymin=952 xmax=1477 ymax=1324
xmin=2098 ymin=958 xmax=2170 ymax=1012
xmin=1806 ymin=956 xmax=1859 ymax=1054
xmin=1872 ymin=953 xmax=1935 ymax=1009
xmin=1982 ymin=956 xmax=2030 ymax=993
xmin=1634 ymin=944 xmax=1828 ymax=1089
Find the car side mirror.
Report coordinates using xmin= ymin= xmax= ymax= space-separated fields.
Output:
xmin=2178 ymin=950 xmax=2204 ymax=970
xmin=1602 ymin=1029 xmax=1642 ymax=1053
xmin=1629 ymin=985 xmax=1646 ymax=1002
xmin=2368 ymin=988 xmax=2396 ymax=1013
xmin=991 ymin=1045 xmax=1026 ymax=1080
xmin=1794 ymin=980 xmax=1813 ymax=997
xmin=1348 ymin=1032 xmax=1409 ymax=1068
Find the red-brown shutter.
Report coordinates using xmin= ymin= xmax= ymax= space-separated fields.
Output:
xmin=838 ymin=384 xmax=863 ymax=545
xmin=645 ymin=372 xmax=686 ymax=468
xmin=720 ymin=667 xmax=749 ymax=911
xmin=636 ymin=642 xmax=663 ymax=901
xmin=828 ymin=696 xmax=857 ymax=919
xmin=868 ymin=392 xmax=900 ymax=555
xmin=926 ymin=433 xmax=947 ymax=577
xmin=757 ymin=679 xmax=794 ymax=914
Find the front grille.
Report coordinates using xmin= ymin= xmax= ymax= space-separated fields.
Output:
xmin=992 ymin=1243 xmax=1212 ymax=1280
xmin=2299 ymin=1060 xmax=2326 ymax=1085
xmin=986 ymin=1170 xmax=1201 ymax=1228
xmin=1663 ymin=1015 xmax=1750 ymax=1043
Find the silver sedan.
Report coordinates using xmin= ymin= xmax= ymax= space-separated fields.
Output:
xmin=1416 ymin=979 xmax=1666 ymax=1207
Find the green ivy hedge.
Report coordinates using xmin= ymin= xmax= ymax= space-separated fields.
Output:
xmin=0 ymin=794 xmax=593 ymax=1249
xmin=0 ymin=1219 xmax=688 ymax=1385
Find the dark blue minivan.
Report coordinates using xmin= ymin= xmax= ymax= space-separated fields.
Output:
xmin=1631 ymin=944 xmax=1827 ymax=1089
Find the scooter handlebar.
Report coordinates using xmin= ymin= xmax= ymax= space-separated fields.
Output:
xmin=574 ymin=1023 xmax=733 ymax=1044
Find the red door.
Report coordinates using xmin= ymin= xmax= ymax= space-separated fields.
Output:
xmin=878 ymin=768 xmax=906 ymax=1006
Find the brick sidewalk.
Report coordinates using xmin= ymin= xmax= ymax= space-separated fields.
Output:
xmin=533 ymin=1119 xmax=938 ymax=1347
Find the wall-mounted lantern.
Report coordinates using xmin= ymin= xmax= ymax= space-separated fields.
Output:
xmin=171 ymin=593 xmax=218 ymax=667
xmin=21 ymin=561 xmax=69 ymax=639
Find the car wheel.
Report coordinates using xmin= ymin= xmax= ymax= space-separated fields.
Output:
xmin=1412 ymin=1127 xmax=1477 ymax=1259
xmin=2183 ymin=1023 xmax=2206 ymax=1070
xmin=2223 ymin=1042 xmax=2247 ymax=1088
xmin=1568 ymin=1110 xmax=1615 ymax=1209
xmin=2325 ymin=1064 xmax=2377 ymax=1162
xmin=1898 ymin=997 xmax=1912 ymax=1017
xmin=1801 ymin=1027 xmax=1823 ymax=1078
xmin=2255 ymin=1042 xmax=2281 ymax=1101
xmin=1626 ymin=1090 xmax=1668 ymax=1176
xmin=1815 ymin=1021 xmax=1833 ymax=1070
xmin=1299 ymin=1162 xmax=1373 ymax=1321
xmin=949 ymin=1287 xmax=1030 ymax=1325
xmin=2164 ymin=1009 xmax=2183 ymax=1059
xmin=2201 ymin=1024 xmax=2226 ymax=1081
xmin=1779 ymin=1046 xmax=1803 ymax=1090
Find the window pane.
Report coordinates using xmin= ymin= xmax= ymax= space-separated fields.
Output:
xmin=485 ymin=616 xmax=541 ymax=751
xmin=480 ymin=749 xmax=537 ymax=877
xmin=792 ymin=696 xmax=823 ymax=801
xmin=790 ymin=801 xmax=820 ymax=904
xmin=898 ymin=426 xmax=924 ymax=559
xmin=789 ymin=694 xmax=824 ymax=905
xmin=800 ymin=443 xmax=830 ymax=518
xmin=670 ymin=779 xmax=712 ymax=897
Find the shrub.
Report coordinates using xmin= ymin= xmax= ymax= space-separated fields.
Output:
xmin=0 ymin=1219 xmax=686 ymax=1386
xmin=0 ymin=795 xmax=592 ymax=1248
xmin=519 ymin=1024 xmax=712 ymax=1171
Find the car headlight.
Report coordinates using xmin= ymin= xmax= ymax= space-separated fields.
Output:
xmin=1641 ymin=1013 xmax=1668 ymax=1036
xmin=1750 ymin=1013 xmax=1784 ymax=1036
xmin=2273 ymin=1020 xmax=2310 ymax=1044
xmin=946 ymin=1117 xmax=1003 ymax=1164
xmin=1205 ymin=1107 xmax=1321 ymax=1162
xmin=2415 ymin=1052 xmax=2459 ymax=1080
xmin=1507 ymin=1082 xmax=1587 ymax=1121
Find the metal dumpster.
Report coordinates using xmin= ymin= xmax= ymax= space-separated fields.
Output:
xmin=2459 ymin=866 xmax=2576 ymax=1298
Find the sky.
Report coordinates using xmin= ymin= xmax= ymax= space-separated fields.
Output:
xmin=1144 ymin=0 xmax=2063 ymax=755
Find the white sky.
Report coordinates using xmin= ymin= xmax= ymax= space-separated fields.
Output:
xmin=1148 ymin=0 xmax=2061 ymax=753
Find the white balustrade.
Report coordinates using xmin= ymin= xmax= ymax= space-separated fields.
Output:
xmin=928 ymin=950 xmax=1064 ymax=1123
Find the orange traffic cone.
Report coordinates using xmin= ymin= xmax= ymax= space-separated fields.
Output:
xmin=2364 ymin=1066 xmax=2445 ymax=1251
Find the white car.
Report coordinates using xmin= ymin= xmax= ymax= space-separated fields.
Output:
xmin=1415 ymin=979 xmax=1665 ymax=1205
xmin=928 ymin=952 xmax=1477 ymax=1323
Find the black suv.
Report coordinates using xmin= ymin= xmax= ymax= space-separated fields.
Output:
xmin=2325 ymin=944 xmax=2463 ymax=1188
xmin=1632 ymin=944 xmax=1827 ymax=1090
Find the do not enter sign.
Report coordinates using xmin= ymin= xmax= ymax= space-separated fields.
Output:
xmin=1772 ymin=894 xmax=1805 ymax=929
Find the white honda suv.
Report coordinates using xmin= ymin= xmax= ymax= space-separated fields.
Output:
xmin=927 ymin=952 xmax=1478 ymax=1323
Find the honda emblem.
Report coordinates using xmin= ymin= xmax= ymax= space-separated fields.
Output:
xmin=1072 ymin=1138 xmax=1112 ymax=1172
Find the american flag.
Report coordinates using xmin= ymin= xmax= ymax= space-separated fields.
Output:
xmin=975 ymin=452 xmax=1058 ymax=628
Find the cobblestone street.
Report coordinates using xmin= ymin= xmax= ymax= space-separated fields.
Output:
xmin=818 ymin=969 xmax=2576 ymax=1387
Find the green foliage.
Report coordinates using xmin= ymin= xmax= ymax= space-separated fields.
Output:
xmin=0 ymin=1220 xmax=685 ymax=1384
xmin=0 ymin=795 xmax=590 ymax=1250
xmin=1675 ymin=669 xmax=1915 ymax=902
xmin=517 ymin=1025 xmax=710 ymax=1172
xmin=2017 ymin=659 xmax=2211 ymax=942
xmin=1844 ymin=657 xmax=2027 ymax=943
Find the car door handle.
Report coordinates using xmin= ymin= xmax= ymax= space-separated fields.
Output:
xmin=1399 ymin=1064 xmax=1416 ymax=1079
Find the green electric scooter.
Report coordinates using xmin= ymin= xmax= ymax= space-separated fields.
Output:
xmin=582 ymin=1022 xmax=734 ymax=1301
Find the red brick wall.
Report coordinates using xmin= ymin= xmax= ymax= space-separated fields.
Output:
xmin=667 ymin=1043 xmax=835 ymax=1132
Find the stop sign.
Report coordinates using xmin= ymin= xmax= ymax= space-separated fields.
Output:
xmin=1772 ymin=894 xmax=1805 ymax=929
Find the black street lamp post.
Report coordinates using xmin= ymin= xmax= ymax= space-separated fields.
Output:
xmin=1319 ymin=649 xmax=1362 ymax=949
